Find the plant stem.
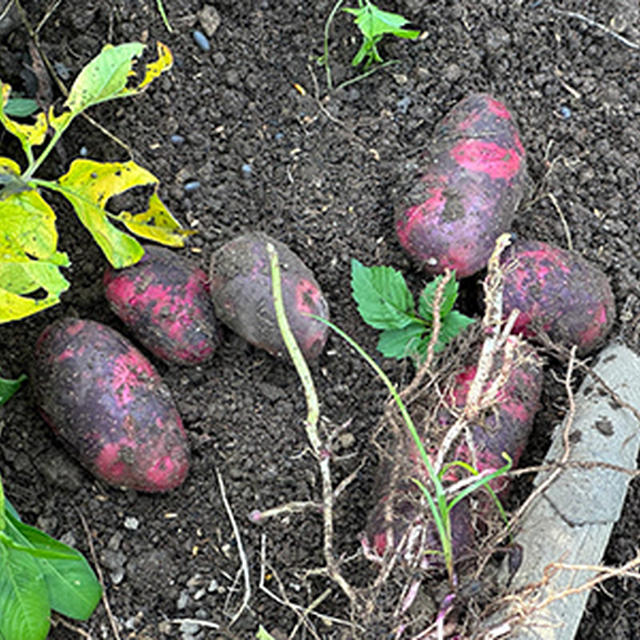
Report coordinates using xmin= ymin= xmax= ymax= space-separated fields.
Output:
xmin=156 ymin=0 xmax=173 ymax=33
xmin=267 ymin=244 xmax=355 ymax=605
xmin=319 ymin=0 xmax=345 ymax=91
xmin=23 ymin=125 xmax=67 ymax=180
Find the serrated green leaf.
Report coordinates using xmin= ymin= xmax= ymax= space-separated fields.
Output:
xmin=0 ymin=374 xmax=26 ymax=407
xmin=0 ymin=543 xmax=50 ymax=640
xmin=56 ymin=159 xmax=189 ymax=267
xmin=4 ymin=509 xmax=102 ymax=620
xmin=351 ymin=259 xmax=416 ymax=330
xmin=414 ymin=311 xmax=474 ymax=360
xmin=418 ymin=273 xmax=459 ymax=321
xmin=377 ymin=323 xmax=426 ymax=360
xmin=344 ymin=4 xmax=419 ymax=40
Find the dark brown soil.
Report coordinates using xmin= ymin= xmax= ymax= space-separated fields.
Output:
xmin=1 ymin=1 xmax=639 ymax=638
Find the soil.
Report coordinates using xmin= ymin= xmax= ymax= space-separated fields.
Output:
xmin=1 ymin=0 xmax=640 ymax=639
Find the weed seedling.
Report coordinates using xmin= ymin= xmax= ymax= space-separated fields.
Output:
xmin=0 ymin=41 xmax=190 ymax=323
xmin=317 ymin=0 xmax=419 ymax=90
xmin=350 ymin=259 xmax=474 ymax=364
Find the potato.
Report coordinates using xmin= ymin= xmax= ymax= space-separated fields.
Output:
xmin=31 ymin=318 xmax=189 ymax=492
xmin=499 ymin=239 xmax=615 ymax=354
xmin=209 ymin=232 xmax=329 ymax=360
xmin=396 ymin=93 xmax=527 ymax=277
xmin=362 ymin=338 xmax=542 ymax=568
xmin=104 ymin=245 xmax=220 ymax=365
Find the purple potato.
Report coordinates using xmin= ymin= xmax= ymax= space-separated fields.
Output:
xmin=396 ymin=93 xmax=528 ymax=277
xmin=31 ymin=318 xmax=189 ymax=492
xmin=362 ymin=337 xmax=542 ymax=570
xmin=499 ymin=239 xmax=615 ymax=354
xmin=209 ymin=232 xmax=329 ymax=360
xmin=104 ymin=245 xmax=220 ymax=365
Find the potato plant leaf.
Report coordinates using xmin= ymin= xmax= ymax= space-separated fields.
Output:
xmin=0 ymin=542 xmax=50 ymax=640
xmin=351 ymin=259 xmax=416 ymax=329
xmin=118 ymin=190 xmax=196 ymax=246
xmin=377 ymin=322 xmax=425 ymax=359
xmin=0 ymin=84 xmax=48 ymax=157
xmin=56 ymin=159 xmax=188 ymax=267
xmin=0 ymin=158 xmax=70 ymax=322
xmin=3 ymin=507 xmax=102 ymax=620
xmin=0 ymin=374 xmax=26 ymax=407
xmin=49 ymin=41 xmax=172 ymax=138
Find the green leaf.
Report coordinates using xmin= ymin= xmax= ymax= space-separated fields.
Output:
xmin=0 ymin=374 xmax=26 ymax=406
xmin=55 ymin=159 xmax=190 ymax=268
xmin=4 ymin=98 xmax=39 ymax=118
xmin=0 ymin=84 xmax=48 ymax=158
xmin=343 ymin=4 xmax=419 ymax=40
xmin=351 ymin=259 xmax=416 ymax=330
xmin=0 ymin=543 xmax=50 ymax=640
xmin=418 ymin=273 xmax=460 ymax=321
xmin=343 ymin=3 xmax=419 ymax=67
xmin=257 ymin=626 xmax=277 ymax=640
xmin=63 ymin=41 xmax=173 ymax=117
xmin=4 ymin=507 xmax=102 ymax=620
xmin=415 ymin=311 xmax=474 ymax=360
xmin=377 ymin=323 xmax=426 ymax=360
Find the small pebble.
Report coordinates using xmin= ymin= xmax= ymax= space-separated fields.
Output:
xmin=79 ymin=146 xmax=88 ymax=157
xmin=124 ymin=516 xmax=139 ymax=531
xmin=397 ymin=96 xmax=412 ymax=114
xmin=560 ymin=105 xmax=572 ymax=119
xmin=207 ymin=578 xmax=219 ymax=592
xmin=241 ymin=163 xmax=252 ymax=176
xmin=197 ymin=5 xmax=221 ymax=37
xmin=274 ymin=131 xmax=284 ymax=141
xmin=53 ymin=61 xmax=71 ymax=81
xmin=179 ymin=620 xmax=200 ymax=635
xmin=177 ymin=590 xmax=190 ymax=610
xmin=170 ymin=134 xmax=185 ymax=145
xmin=193 ymin=30 xmax=211 ymax=52
xmin=111 ymin=567 xmax=125 ymax=585
xmin=184 ymin=180 xmax=201 ymax=193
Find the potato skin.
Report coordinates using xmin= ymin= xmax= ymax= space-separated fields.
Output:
xmin=363 ymin=338 xmax=542 ymax=568
xmin=209 ymin=232 xmax=329 ymax=360
xmin=500 ymin=239 xmax=615 ymax=354
xmin=396 ymin=93 xmax=527 ymax=277
xmin=104 ymin=245 xmax=220 ymax=365
xmin=31 ymin=318 xmax=189 ymax=492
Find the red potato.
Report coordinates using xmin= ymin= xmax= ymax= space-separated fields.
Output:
xmin=396 ymin=93 xmax=527 ymax=278
xmin=209 ymin=232 xmax=329 ymax=360
xmin=362 ymin=338 xmax=542 ymax=569
xmin=104 ymin=245 xmax=220 ymax=365
xmin=31 ymin=318 xmax=189 ymax=492
xmin=499 ymin=239 xmax=615 ymax=354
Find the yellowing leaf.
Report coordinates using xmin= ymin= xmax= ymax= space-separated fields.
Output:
xmin=63 ymin=41 xmax=173 ymax=117
xmin=134 ymin=42 xmax=173 ymax=92
xmin=0 ymin=84 xmax=48 ymax=155
xmin=118 ymin=191 xmax=195 ymax=246
xmin=0 ymin=176 xmax=70 ymax=322
xmin=56 ymin=159 xmax=189 ymax=268
xmin=64 ymin=43 xmax=145 ymax=115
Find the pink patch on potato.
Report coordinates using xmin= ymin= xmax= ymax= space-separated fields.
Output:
xmin=31 ymin=318 xmax=189 ymax=492
xmin=104 ymin=245 xmax=220 ymax=365
xmin=209 ymin=232 xmax=330 ymax=360
xmin=396 ymin=93 xmax=527 ymax=277
xmin=499 ymin=240 xmax=615 ymax=354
